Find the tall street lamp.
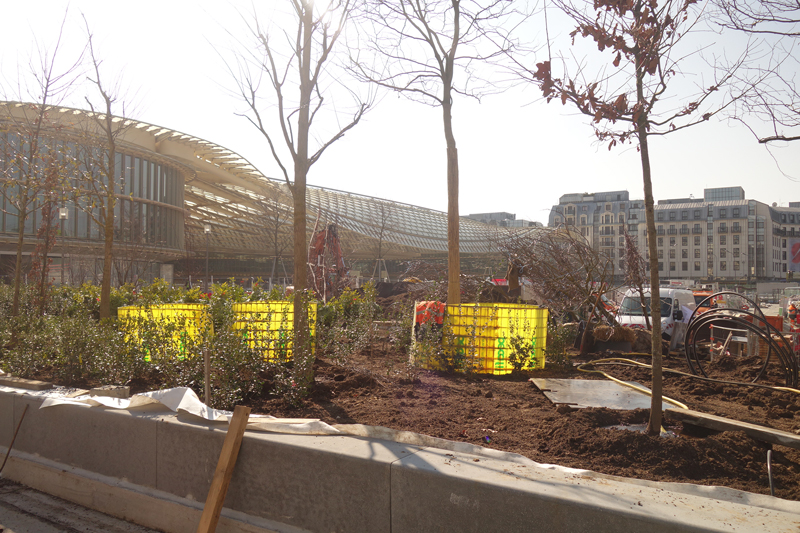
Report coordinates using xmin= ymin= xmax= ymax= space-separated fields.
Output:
xmin=204 ymin=223 xmax=211 ymax=293
xmin=59 ymin=206 xmax=69 ymax=286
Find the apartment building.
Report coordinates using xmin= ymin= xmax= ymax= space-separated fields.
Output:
xmin=549 ymin=187 xmax=800 ymax=282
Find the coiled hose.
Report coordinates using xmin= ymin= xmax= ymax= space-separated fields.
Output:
xmin=683 ymin=292 xmax=798 ymax=388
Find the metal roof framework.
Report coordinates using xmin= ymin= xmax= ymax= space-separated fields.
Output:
xmin=1 ymin=102 xmax=531 ymax=261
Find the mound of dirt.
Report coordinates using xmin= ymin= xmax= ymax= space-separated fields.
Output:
xmin=33 ymin=341 xmax=800 ymax=500
xmin=247 ymin=348 xmax=800 ymax=501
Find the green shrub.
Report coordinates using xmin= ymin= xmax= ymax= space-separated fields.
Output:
xmin=507 ymin=318 xmax=540 ymax=372
xmin=317 ymin=283 xmax=379 ymax=364
xmin=545 ymin=322 xmax=575 ymax=368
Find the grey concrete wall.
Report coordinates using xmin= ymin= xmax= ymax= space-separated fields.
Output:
xmin=1 ymin=389 xmax=800 ymax=533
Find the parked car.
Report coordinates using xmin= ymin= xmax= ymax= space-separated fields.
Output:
xmin=617 ymin=287 xmax=696 ymax=340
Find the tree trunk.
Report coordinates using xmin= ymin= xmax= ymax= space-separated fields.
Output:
xmin=99 ymin=141 xmax=116 ymax=320
xmin=100 ymin=197 xmax=114 ymax=319
xmin=11 ymin=200 xmax=29 ymax=316
xmin=443 ymin=91 xmax=460 ymax=305
xmin=636 ymin=44 xmax=663 ymax=436
xmin=293 ymin=0 xmax=313 ymax=385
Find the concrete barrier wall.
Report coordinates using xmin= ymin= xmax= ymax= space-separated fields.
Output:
xmin=2 ymin=390 xmax=800 ymax=533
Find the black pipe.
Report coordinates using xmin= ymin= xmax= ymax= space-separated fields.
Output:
xmin=683 ymin=292 xmax=798 ymax=388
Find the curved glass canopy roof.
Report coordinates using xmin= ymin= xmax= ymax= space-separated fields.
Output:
xmin=2 ymin=101 xmax=528 ymax=260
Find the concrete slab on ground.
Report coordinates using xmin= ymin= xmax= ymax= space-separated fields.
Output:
xmin=531 ymin=378 xmax=672 ymax=410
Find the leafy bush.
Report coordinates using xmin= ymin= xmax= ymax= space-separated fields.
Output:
xmin=545 ymin=322 xmax=576 ymax=368
xmin=0 ymin=279 xmax=328 ymax=409
xmin=317 ymin=283 xmax=379 ymax=364
xmin=136 ymin=278 xmax=185 ymax=307
xmin=507 ymin=318 xmax=540 ymax=372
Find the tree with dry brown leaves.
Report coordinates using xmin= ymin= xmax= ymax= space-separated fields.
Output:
xmin=522 ymin=0 xmax=758 ymax=434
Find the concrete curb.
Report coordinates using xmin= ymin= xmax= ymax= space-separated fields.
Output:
xmin=2 ymin=389 xmax=799 ymax=532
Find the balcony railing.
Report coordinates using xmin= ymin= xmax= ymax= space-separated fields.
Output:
xmin=679 ymin=228 xmax=689 ymax=234
xmin=656 ymin=229 xmax=665 ymax=235
xmin=667 ymin=228 xmax=677 ymax=235
xmin=774 ymin=227 xmax=787 ymax=236
xmin=731 ymin=225 xmax=742 ymax=233
xmin=718 ymin=226 xmax=728 ymax=233
xmin=692 ymin=228 xmax=703 ymax=234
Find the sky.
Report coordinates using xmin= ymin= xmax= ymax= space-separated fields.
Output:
xmin=1 ymin=1 xmax=798 ymax=226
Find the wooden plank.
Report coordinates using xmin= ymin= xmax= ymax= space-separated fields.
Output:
xmin=196 ymin=405 xmax=251 ymax=533
xmin=666 ymin=407 xmax=800 ymax=450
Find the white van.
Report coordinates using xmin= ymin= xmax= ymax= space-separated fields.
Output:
xmin=617 ymin=287 xmax=697 ymax=339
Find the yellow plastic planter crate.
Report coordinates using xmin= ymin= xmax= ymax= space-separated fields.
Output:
xmin=118 ymin=304 xmax=211 ymax=361
xmin=232 ymin=301 xmax=317 ymax=361
xmin=415 ymin=302 xmax=548 ymax=375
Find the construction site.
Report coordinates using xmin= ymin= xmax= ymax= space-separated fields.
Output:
xmin=1 ymin=273 xmax=800 ymax=532
xmin=2 ymin=106 xmax=800 ymax=531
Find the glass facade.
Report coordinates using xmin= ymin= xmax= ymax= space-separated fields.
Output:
xmin=704 ymin=187 xmax=745 ymax=202
xmin=0 ymin=130 xmax=184 ymax=250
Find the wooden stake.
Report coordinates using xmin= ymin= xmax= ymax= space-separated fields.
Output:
xmin=196 ymin=405 xmax=251 ymax=533
xmin=0 ymin=404 xmax=29 ymax=475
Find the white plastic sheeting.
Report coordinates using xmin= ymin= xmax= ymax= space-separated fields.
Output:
xmin=36 ymin=386 xmax=342 ymax=435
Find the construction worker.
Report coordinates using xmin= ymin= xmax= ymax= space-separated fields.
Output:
xmin=789 ymin=304 xmax=797 ymax=325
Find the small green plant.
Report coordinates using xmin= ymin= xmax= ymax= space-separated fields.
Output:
xmin=317 ymin=283 xmax=379 ymax=365
xmin=507 ymin=317 xmax=541 ymax=372
xmin=432 ymin=303 xmax=500 ymax=374
xmin=545 ymin=322 xmax=575 ymax=368
xmin=136 ymin=278 xmax=184 ymax=306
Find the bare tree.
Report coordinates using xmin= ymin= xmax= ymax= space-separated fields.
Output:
xmin=28 ymin=153 xmax=67 ymax=315
xmin=498 ymin=226 xmax=618 ymax=323
xmin=229 ymin=1 xmax=369 ymax=384
xmin=713 ymin=0 xmax=800 ymax=144
xmin=0 ymin=17 xmax=82 ymax=315
xmin=371 ymin=200 xmax=395 ymax=279
xmin=355 ymin=0 xmax=523 ymax=304
xmin=74 ymin=23 xmax=134 ymax=319
xmin=256 ymin=189 xmax=293 ymax=286
xmin=112 ymin=207 xmax=163 ymax=287
xmin=525 ymin=0 xmax=756 ymax=434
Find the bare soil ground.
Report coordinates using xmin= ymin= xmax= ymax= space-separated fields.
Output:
xmin=247 ymin=345 xmax=800 ymax=501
